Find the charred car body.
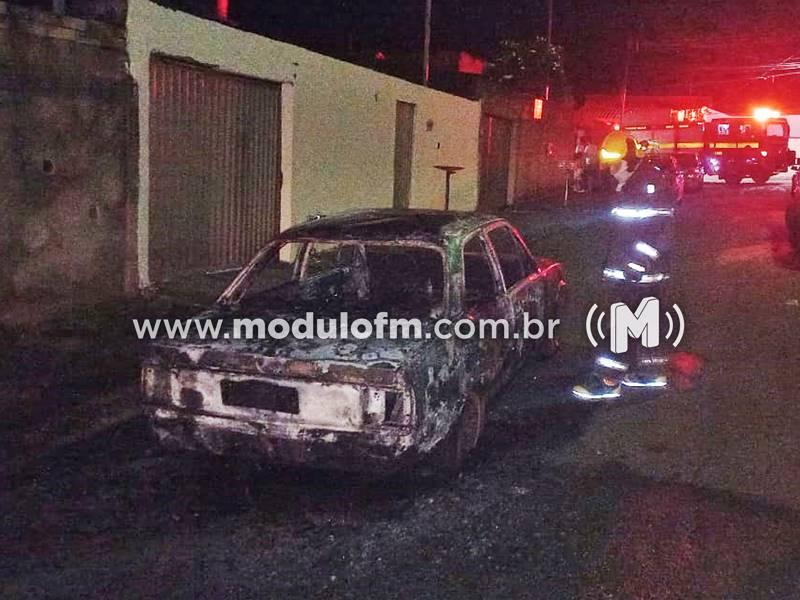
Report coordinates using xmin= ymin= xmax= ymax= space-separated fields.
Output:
xmin=142 ymin=210 xmax=565 ymax=472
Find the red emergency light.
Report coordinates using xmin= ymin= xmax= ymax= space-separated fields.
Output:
xmin=533 ymin=98 xmax=544 ymax=120
xmin=217 ymin=0 xmax=229 ymax=21
xmin=457 ymin=51 xmax=486 ymax=75
xmin=753 ymin=107 xmax=780 ymax=122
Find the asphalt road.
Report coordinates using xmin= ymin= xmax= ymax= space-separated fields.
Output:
xmin=4 ymin=176 xmax=800 ymax=599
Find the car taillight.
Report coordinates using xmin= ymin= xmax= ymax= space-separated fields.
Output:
xmin=384 ymin=391 xmax=404 ymax=423
xmin=363 ymin=389 xmax=411 ymax=426
xmin=141 ymin=365 xmax=172 ymax=406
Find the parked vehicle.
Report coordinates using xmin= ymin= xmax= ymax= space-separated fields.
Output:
xmin=674 ymin=153 xmax=705 ymax=193
xmin=142 ymin=210 xmax=565 ymax=473
xmin=622 ymin=114 xmax=795 ymax=185
xmin=703 ymin=117 xmax=794 ymax=184
xmin=787 ymin=170 xmax=800 ymax=249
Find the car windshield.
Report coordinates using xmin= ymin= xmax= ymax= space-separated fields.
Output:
xmin=224 ymin=240 xmax=445 ymax=318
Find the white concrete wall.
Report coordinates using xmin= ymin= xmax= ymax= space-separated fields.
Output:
xmin=125 ymin=0 xmax=481 ymax=286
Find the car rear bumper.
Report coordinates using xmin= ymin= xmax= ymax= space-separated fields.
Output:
xmin=148 ymin=407 xmax=419 ymax=473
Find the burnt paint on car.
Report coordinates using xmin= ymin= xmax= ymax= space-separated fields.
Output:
xmin=142 ymin=210 xmax=565 ymax=473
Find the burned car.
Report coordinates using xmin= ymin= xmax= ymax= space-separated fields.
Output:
xmin=142 ymin=210 xmax=565 ymax=472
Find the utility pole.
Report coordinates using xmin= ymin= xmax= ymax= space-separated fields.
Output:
xmin=423 ymin=0 xmax=432 ymax=86
xmin=620 ymin=32 xmax=632 ymax=128
xmin=545 ymin=0 xmax=554 ymax=99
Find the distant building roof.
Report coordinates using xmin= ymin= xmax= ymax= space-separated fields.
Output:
xmin=576 ymin=95 xmax=713 ymax=128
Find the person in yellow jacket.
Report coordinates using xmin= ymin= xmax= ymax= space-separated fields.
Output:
xmin=598 ymin=131 xmax=641 ymax=192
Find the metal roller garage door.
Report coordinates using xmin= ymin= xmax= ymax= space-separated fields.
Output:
xmin=149 ymin=56 xmax=282 ymax=281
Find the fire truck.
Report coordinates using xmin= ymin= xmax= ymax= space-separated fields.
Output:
xmin=620 ymin=113 xmax=794 ymax=184
xmin=702 ymin=116 xmax=794 ymax=184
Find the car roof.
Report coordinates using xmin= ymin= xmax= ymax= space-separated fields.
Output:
xmin=279 ymin=209 xmax=503 ymax=244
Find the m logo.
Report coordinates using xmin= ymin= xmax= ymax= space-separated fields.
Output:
xmin=610 ymin=297 xmax=660 ymax=353
xmin=585 ymin=296 xmax=685 ymax=354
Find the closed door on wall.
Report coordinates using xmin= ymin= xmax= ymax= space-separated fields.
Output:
xmin=479 ymin=115 xmax=513 ymax=211
xmin=393 ymin=101 xmax=415 ymax=209
xmin=148 ymin=56 xmax=282 ymax=282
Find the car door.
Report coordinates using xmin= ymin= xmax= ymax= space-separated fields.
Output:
xmin=461 ymin=231 xmax=513 ymax=388
xmin=485 ymin=223 xmax=544 ymax=359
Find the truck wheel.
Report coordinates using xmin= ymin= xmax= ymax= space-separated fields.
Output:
xmin=433 ymin=393 xmax=485 ymax=473
xmin=752 ymin=174 xmax=770 ymax=185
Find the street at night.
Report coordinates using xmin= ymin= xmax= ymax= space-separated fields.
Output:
xmin=5 ymin=178 xmax=800 ymax=598
xmin=6 ymin=0 xmax=800 ymax=598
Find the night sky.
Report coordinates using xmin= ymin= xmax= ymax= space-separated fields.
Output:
xmin=162 ymin=0 xmax=800 ymax=112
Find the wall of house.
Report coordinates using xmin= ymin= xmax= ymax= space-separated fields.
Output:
xmin=0 ymin=2 xmax=136 ymax=315
xmin=126 ymin=0 xmax=481 ymax=287
xmin=481 ymin=94 xmax=576 ymax=205
xmin=512 ymin=100 xmax=576 ymax=202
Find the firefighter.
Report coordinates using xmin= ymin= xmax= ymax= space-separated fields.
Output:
xmin=572 ymin=137 xmax=676 ymax=400
xmin=593 ymin=130 xmax=641 ymax=196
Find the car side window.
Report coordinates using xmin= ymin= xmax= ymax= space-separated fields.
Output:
xmin=511 ymin=230 xmax=537 ymax=275
xmin=487 ymin=226 xmax=531 ymax=289
xmin=463 ymin=235 xmax=499 ymax=308
xmin=303 ymin=242 xmax=359 ymax=279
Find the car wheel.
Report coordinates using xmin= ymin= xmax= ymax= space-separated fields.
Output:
xmin=789 ymin=228 xmax=800 ymax=251
xmin=433 ymin=393 xmax=485 ymax=473
xmin=536 ymin=292 xmax=561 ymax=360
xmin=724 ymin=175 xmax=742 ymax=185
xmin=787 ymin=205 xmax=800 ymax=250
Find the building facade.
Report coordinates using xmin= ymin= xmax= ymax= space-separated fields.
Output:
xmin=1 ymin=0 xmax=482 ymax=321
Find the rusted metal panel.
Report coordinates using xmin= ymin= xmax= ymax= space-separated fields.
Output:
xmin=149 ymin=56 xmax=281 ymax=281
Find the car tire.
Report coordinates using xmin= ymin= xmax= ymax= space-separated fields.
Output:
xmin=433 ymin=393 xmax=485 ymax=473
xmin=724 ymin=176 xmax=742 ymax=185
xmin=752 ymin=174 xmax=770 ymax=185
xmin=790 ymin=228 xmax=800 ymax=251
xmin=787 ymin=204 xmax=800 ymax=250
xmin=536 ymin=291 xmax=562 ymax=360
xmin=536 ymin=332 xmax=560 ymax=359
